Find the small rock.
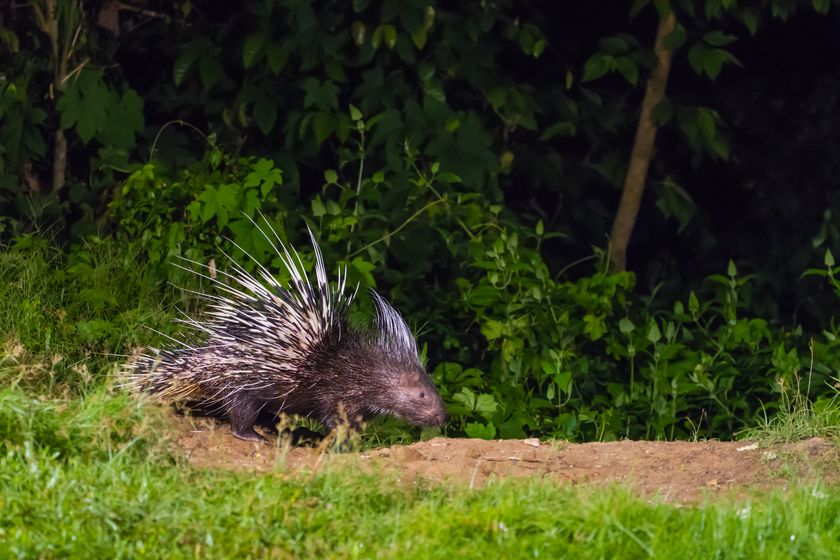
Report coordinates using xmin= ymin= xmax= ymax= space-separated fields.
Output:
xmin=523 ymin=438 xmax=541 ymax=448
xmin=736 ymin=443 xmax=758 ymax=452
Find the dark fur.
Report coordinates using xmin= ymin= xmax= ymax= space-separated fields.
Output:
xmin=138 ymin=320 xmax=447 ymax=442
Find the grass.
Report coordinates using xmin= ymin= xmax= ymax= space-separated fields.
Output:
xmin=1 ymin=385 xmax=839 ymax=559
xmin=741 ymin=345 xmax=840 ymax=445
xmin=2 ymin=235 xmax=840 ymax=558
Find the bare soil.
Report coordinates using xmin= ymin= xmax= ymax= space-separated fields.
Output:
xmin=171 ymin=416 xmax=839 ymax=503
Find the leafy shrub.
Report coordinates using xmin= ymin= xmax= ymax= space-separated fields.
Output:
xmin=107 ymin=131 xmax=840 ymax=441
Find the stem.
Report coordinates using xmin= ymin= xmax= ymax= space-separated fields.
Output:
xmin=148 ymin=120 xmax=211 ymax=161
xmin=347 ymin=126 xmax=366 ymax=254
xmin=348 ymin=198 xmax=446 ymax=258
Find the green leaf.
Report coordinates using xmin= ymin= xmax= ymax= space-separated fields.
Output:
xmin=481 ymin=319 xmax=504 ymax=341
xmin=436 ymin=172 xmax=461 ymax=184
xmin=243 ymin=158 xmax=283 ymax=196
xmin=474 ymin=394 xmax=499 ymax=418
xmin=653 ymin=0 xmax=671 ymax=17
xmin=619 ymin=318 xmax=635 ymax=333
xmin=664 ymin=24 xmax=687 ymax=50
xmin=599 ymin=36 xmax=629 ymax=54
xmin=582 ymin=52 xmax=614 ymax=82
xmin=453 ymin=387 xmax=476 ymax=410
xmin=647 ymin=322 xmax=662 ymax=343
xmin=615 ymin=57 xmax=639 ymax=85
xmin=700 ymin=48 xmax=741 ymax=80
xmin=655 ymin=177 xmax=695 ymax=232
xmin=323 ymin=169 xmax=338 ymax=184
xmin=311 ymin=196 xmax=326 ymax=217
xmin=813 ymin=0 xmax=830 ymax=14
xmin=825 ymin=249 xmax=835 ymax=268
xmin=242 ymin=34 xmax=267 ymax=68
xmin=351 ymin=257 xmax=376 ymax=285
xmin=687 ymin=43 xmax=706 ymax=76
xmin=312 ymin=112 xmax=335 ymax=144
xmin=555 ymin=371 xmax=573 ymax=395
xmin=727 ymin=259 xmax=737 ymax=277
xmin=705 ymin=0 xmax=723 ymax=19
xmin=532 ymin=38 xmax=546 ymax=58
xmin=540 ymin=121 xmax=576 ymax=140
xmin=57 ymin=69 xmax=109 ymax=144
xmin=703 ymin=30 xmax=737 ymax=46
xmin=371 ymin=25 xmax=383 ymax=49
xmin=265 ymin=43 xmax=289 ymax=74
xmin=348 ymin=103 xmax=363 ymax=122
xmin=411 ymin=27 xmax=427 ymax=50
xmin=97 ymin=88 xmax=145 ymax=149
xmin=630 ymin=0 xmax=650 ymax=18
xmin=383 ymin=25 xmax=397 ymax=49
xmin=465 ymin=422 xmax=497 ymax=440
xmin=302 ymin=78 xmax=340 ymax=111
xmin=199 ymin=57 xmax=222 ymax=90
xmin=688 ymin=291 xmax=700 ymax=314
xmin=173 ymin=49 xmax=200 ymax=86
xmin=742 ymin=9 xmax=759 ymax=35
xmin=372 ymin=24 xmax=397 ymax=50
xmin=253 ymin=97 xmax=277 ymax=135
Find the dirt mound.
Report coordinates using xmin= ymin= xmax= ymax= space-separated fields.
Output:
xmin=172 ymin=416 xmax=839 ymax=503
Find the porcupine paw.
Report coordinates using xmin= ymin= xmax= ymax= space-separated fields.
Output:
xmin=231 ymin=426 xmax=269 ymax=443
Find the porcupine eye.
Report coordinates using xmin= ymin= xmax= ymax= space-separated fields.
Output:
xmin=419 ymin=392 xmax=425 ymax=398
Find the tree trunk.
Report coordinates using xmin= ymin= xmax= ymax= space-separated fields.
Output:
xmin=608 ymin=9 xmax=677 ymax=272
xmin=33 ymin=0 xmax=69 ymax=192
xmin=52 ymin=129 xmax=67 ymax=192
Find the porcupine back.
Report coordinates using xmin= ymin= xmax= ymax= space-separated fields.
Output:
xmin=127 ymin=218 xmax=447 ymax=442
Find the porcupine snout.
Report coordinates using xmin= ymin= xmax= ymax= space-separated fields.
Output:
xmin=386 ymin=369 xmax=448 ymax=428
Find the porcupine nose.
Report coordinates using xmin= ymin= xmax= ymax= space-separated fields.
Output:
xmin=431 ymin=402 xmax=448 ymax=426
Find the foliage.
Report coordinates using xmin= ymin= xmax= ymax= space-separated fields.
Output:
xmin=2 ymin=0 xmax=840 ymax=443
xmin=24 ymin=128 xmax=840 ymax=439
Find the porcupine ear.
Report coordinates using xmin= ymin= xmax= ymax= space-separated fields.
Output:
xmin=369 ymin=289 xmax=419 ymax=361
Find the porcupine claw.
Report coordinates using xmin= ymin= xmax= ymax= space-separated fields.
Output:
xmin=232 ymin=426 xmax=269 ymax=443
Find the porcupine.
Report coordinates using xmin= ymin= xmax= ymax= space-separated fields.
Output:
xmin=127 ymin=219 xmax=447 ymax=443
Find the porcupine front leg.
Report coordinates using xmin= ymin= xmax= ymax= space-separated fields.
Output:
xmin=227 ymin=396 xmax=268 ymax=443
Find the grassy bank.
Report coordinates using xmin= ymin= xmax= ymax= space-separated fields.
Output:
xmin=0 ymin=395 xmax=836 ymax=559
xmin=0 ymin=385 xmax=837 ymax=559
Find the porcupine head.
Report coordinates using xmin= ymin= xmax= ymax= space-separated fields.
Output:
xmin=305 ymin=290 xmax=449 ymax=432
xmin=129 ymin=220 xmax=446 ymax=442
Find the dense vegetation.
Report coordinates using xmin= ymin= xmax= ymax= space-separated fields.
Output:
xmin=2 ymin=0 xmax=840 ymax=444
